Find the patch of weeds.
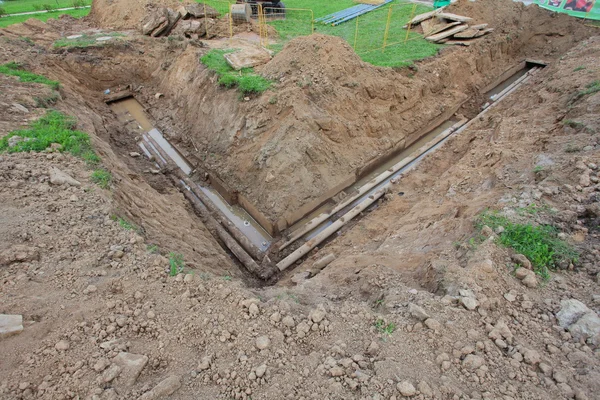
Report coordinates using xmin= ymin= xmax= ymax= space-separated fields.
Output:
xmin=34 ymin=91 xmax=60 ymax=108
xmin=223 ymin=275 xmax=232 ymax=281
xmin=0 ymin=111 xmax=98 ymax=162
xmin=563 ymin=119 xmax=585 ymax=130
xmin=374 ymin=299 xmax=384 ymax=308
xmin=573 ymin=66 xmax=586 ymax=72
xmin=82 ymin=150 xmax=101 ymax=166
xmin=276 ymin=292 xmax=299 ymax=303
xmin=53 ymin=32 xmax=124 ymax=49
xmin=296 ymin=76 xmax=312 ymax=88
xmin=71 ymin=0 xmax=86 ymax=8
xmin=0 ymin=7 xmax=6 ymax=17
xmin=268 ymin=96 xmax=277 ymax=104
xmin=168 ymin=252 xmax=185 ymax=276
xmin=516 ymin=203 xmax=553 ymax=216
xmin=91 ymin=168 xmax=111 ymax=189
xmin=200 ymin=49 xmax=272 ymax=96
xmin=20 ymin=37 xmax=34 ymax=46
xmin=0 ymin=62 xmax=60 ymax=89
xmin=565 ymin=143 xmax=582 ymax=153
xmin=570 ymin=80 xmax=600 ymax=105
xmin=533 ymin=165 xmax=544 ymax=173
xmin=375 ymin=319 xmax=396 ymax=335
xmin=476 ymin=211 xmax=578 ymax=279
xmin=147 ymin=244 xmax=159 ymax=254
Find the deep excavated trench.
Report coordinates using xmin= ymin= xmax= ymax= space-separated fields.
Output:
xmin=106 ymin=60 xmax=545 ymax=281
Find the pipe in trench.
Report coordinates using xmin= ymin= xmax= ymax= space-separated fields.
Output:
xmin=276 ymin=65 xmax=543 ymax=271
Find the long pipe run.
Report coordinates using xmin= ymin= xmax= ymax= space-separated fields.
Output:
xmin=279 ymin=118 xmax=467 ymax=251
xmin=276 ymin=64 xmax=543 ymax=270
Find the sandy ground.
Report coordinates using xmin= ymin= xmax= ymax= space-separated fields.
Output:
xmin=1 ymin=0 xmax=600 ymax=399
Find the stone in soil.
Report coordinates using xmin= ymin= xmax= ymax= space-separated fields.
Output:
xmin=0 ymin=314 xmax=23 ymax=339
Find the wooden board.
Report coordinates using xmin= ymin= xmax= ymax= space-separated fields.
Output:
xmin=471 ymin=23 xmax=489 ymax=30
xmin=445 ymin=40 xmax=472 ymax=46
xmin=423 ymin=20 xmax=461 ymax=37
xmin=453 ymin=27 xmax=480 ymax=39
xmin=425 ymin=24 xmax=469 ymax=42
xmin=475 ymin=28 xmax=494 ymax=37
xmin=437 ymin=12 xmax=473 ymax=23
xmin=406 ymin=8 xmax=442 ymax=26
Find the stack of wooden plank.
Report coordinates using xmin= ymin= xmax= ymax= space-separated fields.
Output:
xmin=405 ymin=9 xmax=493 ymax=46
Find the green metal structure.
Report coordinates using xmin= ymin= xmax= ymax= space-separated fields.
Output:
xmin=433 ymin=0 xmax=451 ymax=8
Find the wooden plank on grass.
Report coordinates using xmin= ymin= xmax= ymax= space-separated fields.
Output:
xmin=425 ymin=24 xmax=469 ymax=42
xmin=437 ymin=12 xmax=473 ymax=23
xmin=406 ymin=8 xmax=442 ymax=26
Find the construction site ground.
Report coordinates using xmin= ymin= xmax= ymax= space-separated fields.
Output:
xmin=1 ymin=0 xmax=600 ymax=399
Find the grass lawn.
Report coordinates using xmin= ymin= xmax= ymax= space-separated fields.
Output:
xmin=0 ymin=7 xmax=88 ymax=27
xmin=198 ymin=0 xmax=440 ymax=68
xmin=0 ymin=0 xmax=90 ymax=15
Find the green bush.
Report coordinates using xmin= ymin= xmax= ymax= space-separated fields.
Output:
xmin=477 ymin=211 xmax=578 ymax=279
xmin=0 ymin=7 xmax=6 ymax=16
xmin=168 ymin=252 xmax=185 ymax=276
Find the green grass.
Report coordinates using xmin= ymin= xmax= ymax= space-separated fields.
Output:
xmin=0 ymin=7 xmax=89 ymax=28
xmin=375 ymin=319 xmax=396 ymax=335
xmin=563 ymin=119 xmax=585 ymax=129
xmin=200 ymin=49 xmax=272 ymax=95
xmin=91 ymin=168 xmax=111 ymax=189
xmin=34 ymin=91 xmax=60 ymax=108
xmin=570 ymin=80 xmax=600 ymax=105
xmin=573 ymin=66 xmax=586 ymax=72
xmin=199 ymin=0 xmax=440 ymax=68
xmin=168 ymin=252 xmax=185 ymax=276
xmin=0 ymin=111 xmax=99 ymax=161
xmin=477 ymin=211 xmax=578 ymax=280
xmin=0 ymin=0 xmax=89 ymax=14
xmin=0 ymin=62 xmax=59 ymax=89
xmin=53 ymin=32 xmax=125 ymax=49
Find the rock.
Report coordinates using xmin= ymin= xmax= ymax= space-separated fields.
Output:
xmin=309 ymin=304 xmax=327 ymax=323
xmin=512 ymin=254 xmax=532 ymax=269
xmin=270 ymin=312 xmax=281 ymax=323
xmin=0 ymin=245 xmax=39 ymax=266
xmin=522 ymin=273 xmax=538 ymax=288
xmin=113 ymin=352 xmax=148 ymax=388
xmin=281 ymin=316 xmax=295 ymax=328
xmin=255 ymin=364 xmax=267 ymax=378
xmin=102 ymin=365 xmax=121 ymax=383
xmin=55 ymin=340 xmax=70 ymax=351
xmin=248 ymin=303 xmax=259 ymax=317
xmin=139 ymin=375 xmax=181 ymax=400
xmin=172 ymin=19 xmax=206 ymax=38
xmin=12 ymin=103 xmax=29 ymax=113
xmin=515 ymin=267 xmax=532 ymax=280
xmin=366 ymin=340 xmax=380 ymax=355
xmin=408 ymin=303 xmax=429 ymax=321
xmin=397 ymin=381 xmax=416 ymax=397
xmin=49 ymin=167 xmax=80 ymax=187
xmin=460 ymin=297 xmax=479 ymax=310
xmin=8 ymin=135 xmax=25 ymax=147
xmin=557 ymin=299 xmax=591 ymax=328
xmin=568 ymin=311 xmax=600 ymax=345
xmin=93 ymin=358 xmax=111 ymax=372
xmin=197 ymin=356 xmax=212 ymax=371
xmin=330 ymin=366 xmax=344 ymax=377
xmin=0 ymin=314 xmax=23 ymax=339
xmin=185 ymin=3 xmax=219 ymax=18
xmin=424 ymin=318 xmax=442 ymax=331
xmin=504 ymin=292 xmax=517 ymax=302
xmin=141 ymin=8 xmax=168 ymax=35
xmin=129 ymin=152 xmax=141 ymax=157
xmin=462 ymin=354 xmax=485 ymax=370
xmin=265 ymin=171 xmax=275 ymax=183
xmin=522 ymin=349 xmax=541 ymax=365
xmin=417 ymin=381 xmax=433 ymax=397
xmin=291 ymin=271 xmax=310 ymax=284
xmin=255 ymin=335 xmax=270 ymax=350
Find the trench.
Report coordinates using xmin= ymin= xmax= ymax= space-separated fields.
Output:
xmin=106 ymin=60 xmax=545 ymax=281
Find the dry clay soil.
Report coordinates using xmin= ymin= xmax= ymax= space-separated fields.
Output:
xmin=1 ymin=0 xmax=600 ymax=399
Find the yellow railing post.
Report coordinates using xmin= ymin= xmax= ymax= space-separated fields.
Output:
xmin=382 ymin=5 xmax=393 ymax=53
xmin=405 ymin=3 xmax=417 ymax=44
xmin=229 ymin=3 xmax=233 ymax=41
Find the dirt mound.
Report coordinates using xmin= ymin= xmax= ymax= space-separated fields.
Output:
xmin=89 ymin=0 xmax=185 ymax=30
xmin=261 ymin=34 xmax=369 ymax=81
xmin=449 ymin=0 xmax=592 ymax=46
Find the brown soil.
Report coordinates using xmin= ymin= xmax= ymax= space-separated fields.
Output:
xmin=1 ymin=1 xmax=600 ymax=399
